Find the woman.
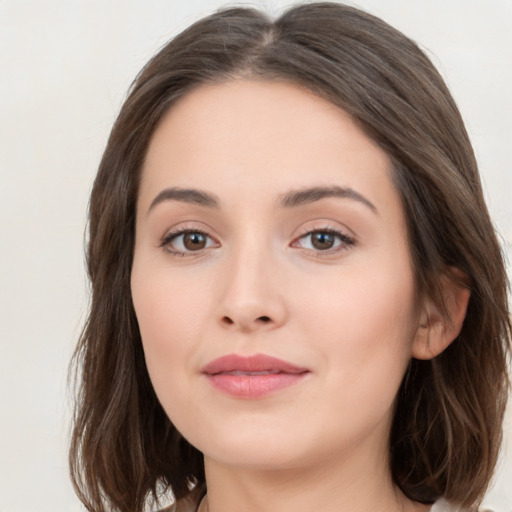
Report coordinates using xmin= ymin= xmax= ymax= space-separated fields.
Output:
xmin=69 ymin=3 xmax=511 ymax=512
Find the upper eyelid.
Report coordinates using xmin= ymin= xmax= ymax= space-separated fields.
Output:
xmin=160 ymin=227 xmax=216 ymax=245
xmin=296 ymin=225 xmax=345 ymax=237
xmin=294 ymin=220 xmax=356 ymax=240
xmin=160 ymin=215 xmax=359 ymax=243
xmin=160 ymin=224 xmax=350 ymax=240
xmin=293 ymin=228 xmax=354 ymax=247
xmin=160 ymin=217 xmax=354 ymax=238
xmin=160 ymin=221 xmax=217 ymax=240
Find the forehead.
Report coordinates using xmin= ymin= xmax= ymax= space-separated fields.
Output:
xmin=145 ymin=79 xmax=387 ymax=164
xmin=139 ymin=79 xmax=399 ymax=220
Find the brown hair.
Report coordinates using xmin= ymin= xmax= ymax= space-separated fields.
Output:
xmin=69 ymin=3 xmax=511 ymax=511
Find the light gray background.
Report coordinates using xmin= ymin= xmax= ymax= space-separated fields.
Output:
xmin=0 ymin=1 xmax=510 ymax=511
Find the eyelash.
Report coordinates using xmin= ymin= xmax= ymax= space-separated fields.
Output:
xmin=292 ymin=227 xmax=355 ymax=256
xmin=159 ymin=228 xmax=215 ymax=257
xmin=159 ymin=227 xmax=355 ymax=258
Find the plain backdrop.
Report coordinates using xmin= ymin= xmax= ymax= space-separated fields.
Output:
xmin=0 ymin=1 xmax=510 ymax=511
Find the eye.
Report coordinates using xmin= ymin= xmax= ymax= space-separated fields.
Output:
xmin=160 ymin=229 xmax=218 ymax=256
xmin=292 ymin=229 xmax=355 ymax=254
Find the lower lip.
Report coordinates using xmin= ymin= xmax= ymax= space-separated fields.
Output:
xmin=205 ymin=372 xmax=309 ymax=399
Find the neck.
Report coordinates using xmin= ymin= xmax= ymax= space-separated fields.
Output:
xmin=201 ymin=445 xmax=430 ymax=512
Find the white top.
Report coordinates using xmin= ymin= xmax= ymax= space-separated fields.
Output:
xmin=165 ymin=496 xmax=470 ymax=512
xmin=431 ymin=499 xmax=464 ymax=511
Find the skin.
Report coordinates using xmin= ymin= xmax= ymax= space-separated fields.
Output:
xmin=131 ymin=80 xmax=467 ymax=512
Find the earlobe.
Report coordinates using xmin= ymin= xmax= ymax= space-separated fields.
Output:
xmin=412 ymin=270 xmax=471 ymax=360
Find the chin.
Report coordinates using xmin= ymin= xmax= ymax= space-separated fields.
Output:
xmin=191 ymin=425 xmax=303 ymax=469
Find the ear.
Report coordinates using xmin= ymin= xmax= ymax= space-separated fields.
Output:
xmin=412 ymin=269 xmax=471 ymax=360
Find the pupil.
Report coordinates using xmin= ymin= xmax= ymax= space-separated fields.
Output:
xmin=184 ymin=233 xmax=206 ymax=250
xmin=313 ymin=232 xmax=334 ymax=250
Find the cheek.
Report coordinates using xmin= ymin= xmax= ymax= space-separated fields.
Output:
xmin=132 ymin=253 xmax=212 ymax=340
xmin=131 ymin=281 xmax=202 ymax=436
xmin=297 ymin=258 xmax=418 ymax=388
xmin=301 ymin=256 xmax=416 ymax=332
xmin=293 ymin=270 xmax=416 ymax=444
xmin=130 ymin=264 xmax=207 ymax=398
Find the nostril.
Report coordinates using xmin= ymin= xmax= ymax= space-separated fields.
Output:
xmin=220 ymin=315 xmax=272 ymax=327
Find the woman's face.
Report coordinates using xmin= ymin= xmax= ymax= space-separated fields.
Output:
xmin=131 ymin=80 xmax=423 ymax=472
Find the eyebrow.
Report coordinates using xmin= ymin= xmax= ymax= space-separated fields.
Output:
xmin=148 ymin=187 xmax=220 ymax=213
xmin=278 ymin=185 xmax=377 ymax=213
xmin=147 ymin=185 xmax=377 ymax=214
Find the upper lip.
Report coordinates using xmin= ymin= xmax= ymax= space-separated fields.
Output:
xmin=202 ymin=353 xmax=309 ymax=375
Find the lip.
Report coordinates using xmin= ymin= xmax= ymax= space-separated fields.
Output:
xmin=201 ymin=353 xmax=310 ymax=399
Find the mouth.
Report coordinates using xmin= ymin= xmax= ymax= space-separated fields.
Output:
xmin=214 ymin=370 xmax=283 ymax=376
xmin=201 ymin=353 xmax=310 ymax=399
xmin=202 ymin=353 xmax=309 ymax=375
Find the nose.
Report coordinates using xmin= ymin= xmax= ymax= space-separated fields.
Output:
xmin=216 ymin=245 xmax=288 ymax=333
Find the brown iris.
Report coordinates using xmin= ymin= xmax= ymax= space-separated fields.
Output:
xmin=311 ymin=232 xmax=335 ymax=250
xmin=183 ymin=232 xmax=207 ymax=250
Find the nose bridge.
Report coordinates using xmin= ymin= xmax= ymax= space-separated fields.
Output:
xmin=216 ymin=229 xmax=286 ymax=331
